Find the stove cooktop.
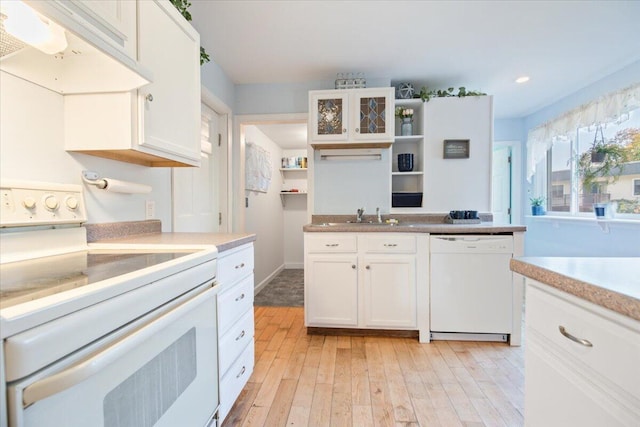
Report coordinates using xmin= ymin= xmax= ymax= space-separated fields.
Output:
xmin=0 ymin=251 xmax=191 ymax=309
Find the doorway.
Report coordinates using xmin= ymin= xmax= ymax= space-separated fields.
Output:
xmin=172 ymin=89 xmax=231 ymax=232
xmin=492 ymin=140 xmax=522 ymax=225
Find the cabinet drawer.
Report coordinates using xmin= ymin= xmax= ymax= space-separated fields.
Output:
xmin=219 ymin=342 xmax=255 ymax=423
xmin=218 ymin=244 xmax=254 ymax=285
xmin=218 ymin=274 xmax=254 ymax=334
xmin=219 ymin=310 xmax=254 ymax=375
xmin=305 ymin=233 xmax=357 ymax=253
xmin=361 ymin=234 xmax=416 ymax=253
xmin=526 ymin=282 xmax=640 ymax=401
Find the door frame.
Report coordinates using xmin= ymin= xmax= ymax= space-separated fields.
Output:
xmin=233 ymin=113 xmax=308 ymax=232
xmin=493 ymin=140 xmax=522 ymax=224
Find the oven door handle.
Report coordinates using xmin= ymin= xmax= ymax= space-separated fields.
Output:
xmin=22 ymin=285 xmax=216 ymax=407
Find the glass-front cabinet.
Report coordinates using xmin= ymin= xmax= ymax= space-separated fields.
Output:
xmin=309 ymin=88 xmax=394 ymax=145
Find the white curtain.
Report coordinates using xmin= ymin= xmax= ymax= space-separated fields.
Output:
xmin=526 ymin=83 xmax=640 ymax=181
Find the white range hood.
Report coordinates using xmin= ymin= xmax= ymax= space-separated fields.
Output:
xmin=0 ymin=0 xmax=151 ymax=94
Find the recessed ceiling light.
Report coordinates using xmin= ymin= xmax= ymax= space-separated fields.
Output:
xmin=515 ymin=76 xmax=530 ymax=84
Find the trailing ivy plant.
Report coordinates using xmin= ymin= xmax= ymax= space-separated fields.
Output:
xmin=417 ymin=86 xmax=487 ymax=102
xmin=169 ymin=0 xmax=210 ymax=65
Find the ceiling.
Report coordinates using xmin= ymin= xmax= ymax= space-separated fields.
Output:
xmin=190 ymin=0 xmax=640 ymax=126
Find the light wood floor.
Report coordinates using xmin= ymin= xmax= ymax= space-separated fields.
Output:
xmin=223 ymin=306 xmax=524 ymax=427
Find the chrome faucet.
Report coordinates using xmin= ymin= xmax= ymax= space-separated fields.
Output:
xmin=356 ymin=207 xmax=365 ymax=223
xmin=376 ymin=207 xmax=382 ymax=223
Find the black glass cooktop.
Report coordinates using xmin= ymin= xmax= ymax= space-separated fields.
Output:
xmin=0 ymin=251 xmax=191 ymax=309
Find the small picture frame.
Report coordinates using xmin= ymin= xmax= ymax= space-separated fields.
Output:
xmin=443 ymin=139 xmax=470 ymax=159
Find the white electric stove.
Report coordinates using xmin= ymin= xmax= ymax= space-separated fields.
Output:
xmin=0 ymin=180 xmax=220 ymax=427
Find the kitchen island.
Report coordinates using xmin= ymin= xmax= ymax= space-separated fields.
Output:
xmin=510 ymin=257 xmax=640 ymax=426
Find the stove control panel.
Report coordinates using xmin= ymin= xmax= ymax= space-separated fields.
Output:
xmin=0 ymin=180 xmax=87 ymax=227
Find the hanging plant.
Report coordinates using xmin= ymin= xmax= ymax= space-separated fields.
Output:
xmin=170 ymin=0 xmax=211 ymax=65
xmin=417 ymin=86 xmax=487 ymax=102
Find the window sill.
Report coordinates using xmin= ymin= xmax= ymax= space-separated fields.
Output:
xmin=525 ymin=215 xmax=640 ymax=225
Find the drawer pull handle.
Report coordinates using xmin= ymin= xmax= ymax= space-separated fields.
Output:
xmin=558 ymin=326 xmax=593 ymax=347
xmin=325 ymin=243 xmax=339 ymax=247
xmin=235 ymin=293 xmax=245 ymax=302
xmin=236 ymin=366 xmax=246 ymax=378
xmin=236 ymin=330 xmax=246 ymax=341
xmin=383 ymin=243 xmax=398 ymax=247
xmin=235 ymin=263 xmax=245 ymax=269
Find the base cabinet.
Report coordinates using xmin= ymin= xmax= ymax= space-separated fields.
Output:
xmin=217 ymin=243 xmax=255 ymax=424
xmin=525 ymin=280 xmax=640 ymax=426
xmin=304 ymin=233 xmax=427 ymax=337
xmin=305 ymin=254 xmax=358 ymax=326
xmin=363 ymin=255 xmax=416 ymax=328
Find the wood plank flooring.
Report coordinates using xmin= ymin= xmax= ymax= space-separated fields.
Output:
xmin=223 ymin=306 xmax=524 ymax=427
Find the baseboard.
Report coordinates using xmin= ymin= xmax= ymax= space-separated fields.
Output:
xmin=284 ymin=262 xmax=304 ymax=269
xmin=254 ymin=264 xmax=285 ymax=296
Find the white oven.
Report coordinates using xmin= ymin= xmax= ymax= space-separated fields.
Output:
xmin=0 ymin=180 xmax=220 ymax=427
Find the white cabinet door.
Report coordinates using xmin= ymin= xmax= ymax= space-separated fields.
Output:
xmin=305 ymin=254 xmax=358 ymax=326
xmin=362 ymin=255 xmax=416 ymax=328
xmin=137 ymin=0 xmax=201 ymax=166
xmin=66 ymin=0 xmax=138 ymax=59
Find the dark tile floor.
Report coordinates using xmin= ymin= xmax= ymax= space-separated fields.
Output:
xmin=254 ymin=269 xmax=304 ymax=307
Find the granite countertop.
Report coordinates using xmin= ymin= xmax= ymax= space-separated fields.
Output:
xmin=510 ymin=257 xmax=640 ymax=321
xmin=304 ymin=222 xmax=526 ymax=234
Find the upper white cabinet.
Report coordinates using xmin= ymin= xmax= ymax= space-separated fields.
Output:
xmin=136 ymin=0 xmax=201 ymax=166
xmin=65 ymin=0 xmax=201 ymax=167
xmin=309 ymin=87 xmax=395 ymax=147
xmin=62 ymin=0 xmax=138 ymax=60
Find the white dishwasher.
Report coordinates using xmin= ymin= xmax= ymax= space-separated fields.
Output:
xmin=430 ymin=234 xmax=514 ymax=342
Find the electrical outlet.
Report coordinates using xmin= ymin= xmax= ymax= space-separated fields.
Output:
xmin=145 ymin=200 xmax=155 ymax=219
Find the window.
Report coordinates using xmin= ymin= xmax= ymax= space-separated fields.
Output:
xmin=531 ymin=109 xmax=640 ymax=218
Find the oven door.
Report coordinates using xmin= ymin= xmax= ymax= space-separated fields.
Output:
xmin=7 ymin=285 xmax=219 ymax=427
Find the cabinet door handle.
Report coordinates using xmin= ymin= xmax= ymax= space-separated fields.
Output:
xmin=342 ymin=128 xmax=347 ymax=133
xmin=383 ymin=243 xmax=398 ymax=247
xmin=236 ymin=366 xmax=246 ymax=378
xmin=325 ymin=243 xmax=339 ymax=247
xmin=145 ymin=93 xmax=154 ymax=102
xmin=351 ymin=265 xmax=356 ymax=269
xmin=235 ymin=293 xmax=245 ymax=302
xmin=235 ymin=330 xmax=246 ymax=341
xmin=235 ymin=262 xmax=245 ymax=269
xmin=355 ymin=128 xmax=360 ymax=133
xmin=365 ymin=265 xmax=370 ymax=270
xmin=558 ymin=326 xmax=593 ymax=347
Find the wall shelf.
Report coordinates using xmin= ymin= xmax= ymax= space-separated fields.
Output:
xmin=280 ymin=191 xmax=307 ymax=206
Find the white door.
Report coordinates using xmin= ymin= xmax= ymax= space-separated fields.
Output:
xmin=492 ymin=145 xmax=512 ymax=224
xmin=173 ymin=104 xmax=227 ymax=232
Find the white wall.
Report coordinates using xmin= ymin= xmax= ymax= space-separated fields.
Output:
xmin=282 ymin=148 xmax=308 ymax=268
xmin=243 ymin=126 xmax=284 ymax=288
xmin=0 ymin=72 xmax=173 ymax=229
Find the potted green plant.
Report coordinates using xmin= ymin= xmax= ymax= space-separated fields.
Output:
xmin=576 ymin=127 xmax=626 ymax=216
xmin=530 ymin=196 xmax=545 ymax=216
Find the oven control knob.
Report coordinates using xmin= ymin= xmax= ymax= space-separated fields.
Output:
xmin=65 ymin=196 xmax=79 ymax=210
xmin=43 ymin=195 xmax=59 ymax=211
xmin=22 ymin=196 xmax=36 ymax=210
